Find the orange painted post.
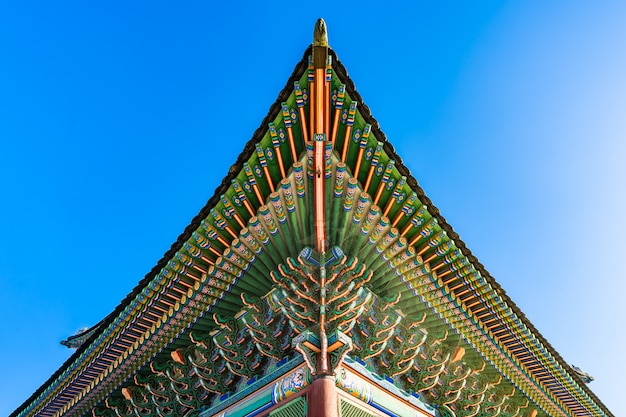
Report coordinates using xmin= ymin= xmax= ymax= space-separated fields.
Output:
xmin=324 ymin=58 xmax=331 ymax=136
xmin=295 ymin=82 xmax=309 ymax=144
xmin=281 ymin=103 xmax=298 ymax=166
xmin=308 ymin=57 xmax=315 ymax=142
xmin=312 ymin=18 xmax=329 ymax=254
xmin=315 ymin=69 xmax=325 ymax=132
xmin=340 ymin=101 xmax=356 ymax=162
xmin=307 ymin=376 xmax=339 ymax=417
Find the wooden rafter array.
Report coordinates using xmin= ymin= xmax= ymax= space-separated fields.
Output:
xmin=93 ymin=245 xmax=533 ymax=417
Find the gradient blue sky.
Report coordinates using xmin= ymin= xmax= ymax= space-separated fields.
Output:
xmin=1 ymin=2 xmax=624 ymax=415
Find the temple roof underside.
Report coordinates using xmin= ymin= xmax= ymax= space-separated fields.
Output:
xmin=12 ymin=21 xmax=613 ymax=417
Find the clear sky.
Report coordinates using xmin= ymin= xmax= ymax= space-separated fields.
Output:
xmin=1 ymin=1 xmax=624 ymax=416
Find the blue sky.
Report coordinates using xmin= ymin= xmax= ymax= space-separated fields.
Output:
xmin=1 ymin=2 xmax=624 ymax=415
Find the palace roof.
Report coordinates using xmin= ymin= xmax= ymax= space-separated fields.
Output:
xmin=11 ymin=20 xmax=613 ymax=417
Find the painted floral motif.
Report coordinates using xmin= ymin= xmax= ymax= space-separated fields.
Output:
xmin=242 ymin=180 xmax=252 ymax=194
xmin=290 ymin=108 xmax=298 ymax=124
xmin=278 ymin=128 xmax=287 ymax=143
xmin=341 ymin=108 xmax=349 ymax=124
xmin=335 ymin=367 xmax=373 ymax=404
xmin=253 ymin=164 xmax=262 ymax=178
xmin=375 ymin=164 xmax=385 ymax=176
xmin=272 ymin=367 xmax=311 ymax=403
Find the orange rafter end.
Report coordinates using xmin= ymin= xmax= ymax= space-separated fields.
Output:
xmin=383 ymin=197 xmax=396 ymax=218
xmin=331 ymin=109 xmax=340 ymax=143
xmin=262 ymin=166 xmax=275 ymax=193
xmin=233 ymin=214 xmax=245 ymax=229
xmin=315 ymin=68 xmax=325 ymax=133
xmin=364 ymin=167 xmax=375 ymax=192
xmin=252 ymin=184 xmax=264 ymax=205
xmin=392 ymin=211 xmax=405 ymax=228
xmin=417 ymin=245 xmax=430 ymax=257
xmin=309 ymin=84 xmax=315 ymax=140
xmin=287 ymin=129 xmax=297 ymax=165
xmin=121 ymin=387 xmax=132 ymax=401
xmin=434 ymin=265 xmax=451 ymax=277
xmin=225 ymin=226 xmax=238 ymax=239
xmin=373 ymin=183 xmax=385 ymax=207
xmin=275 ymin=147 xmax=286 ymax=179
xmin=171 ymin=349 xmax=185 ymax=365
xmin=423 ymin=253 xmax=438 ymax=264
xmin=409 ymin=234 xmax=422 ymax=247
xmin=242 ymin=199 xmax=254 ymax=216
xmin=217 ymin=236 xmax=230 ymax=248
xmin=400 ymin=221 xmax=412 ymax=237
xmin=451 ymin=347 xmax=466 ymax=363
xmin=354 ymin=148 xmax=365 ymax=181
xmin=299 ymin=107 xmax=308 ymax=143
xmin=325 ymin=80 xmax=330 ymax=135
xmin=341 ymin=126 xmax=352 ymax=162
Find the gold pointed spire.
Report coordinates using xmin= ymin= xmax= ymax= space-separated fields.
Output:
xmin=313 ymin=18 xmax=328 ymax=47
xmin=312 ymin=18 xmax=328 ymax=68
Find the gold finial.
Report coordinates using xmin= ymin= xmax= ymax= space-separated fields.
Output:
xmin=313 ymin=18 xmax=328 ymax=47
xmin=313 ymin=18 xmax=329 ymax=68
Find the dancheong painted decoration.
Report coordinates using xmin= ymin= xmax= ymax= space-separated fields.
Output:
xmin=12 ymin=19 xmax=613 ymax=417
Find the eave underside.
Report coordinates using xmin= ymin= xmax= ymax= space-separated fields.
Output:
xmin=12 ymin=47 xmax=613 ymax=417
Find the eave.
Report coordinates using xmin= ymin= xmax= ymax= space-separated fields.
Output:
xmin=11 ymin=35 xmax=613 ymax=417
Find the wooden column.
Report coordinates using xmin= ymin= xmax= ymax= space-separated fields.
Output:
xmin=307 ymin=376 xmax=339 ymax=417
